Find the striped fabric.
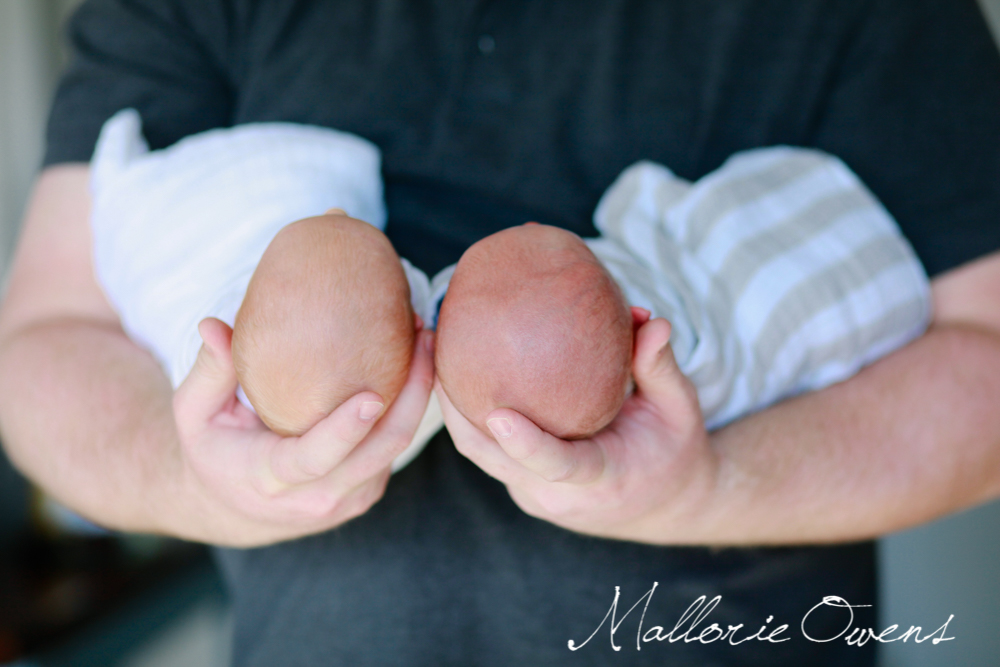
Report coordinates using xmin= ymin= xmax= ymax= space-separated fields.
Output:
xmin=587 ymin=148 xmax=931 ymax=429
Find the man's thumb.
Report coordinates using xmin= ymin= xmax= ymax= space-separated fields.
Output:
xmin=173 ymin=318 xmax=239 ymax=429
xmin=632 ymin=318 xmax=700 ymax=423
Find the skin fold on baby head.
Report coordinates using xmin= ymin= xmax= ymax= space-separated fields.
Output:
xmin=231 ymin=213 xmax=414 ymax=437
xmin=436 ymin=223 xmax=634 ymax=440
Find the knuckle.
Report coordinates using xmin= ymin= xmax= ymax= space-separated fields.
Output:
xmin=175 ymin=428 xmax=203 ymax=464
xmin=171 ymin=395 xmax=190 ymax=431
xmin=262 ymin=447 xmax=296 ymax=487
xmin=294 ymin=450 xmax=335 ymax=480
xmin=342 ymin=500 xmax=370 ymax=523
xmin=415 ymin=370 xmax=434 ymax=394
xmin=539 ymin=460 xmax=575 ymax=484
xmin=309 ymin=493 xmax=344 ymax=520
xmin=503 ymin=434 xmax=539 ymax=462
xmin=451 ymin=435 xmax=475 ymax=457
xmin=514 ymin=487 xmax=570 ymax=518
xmin=372 ymin=472 xmax=391 ymax=497
xmin=252 ymin=472 xmax=289 ymax=500
xmin=337 ymin=428 xmax=366 ymax=452
xmin=542 ymin=490 xmax=586 ymax=518
xmin=261 ymin=481 xmax=287 ymax=500
xmin=340 ymin=484 xmax=384 ymax=522
xmin=535 ymin=495 xmax=567 ymax=517
xmin=508 ymin=488 xmax=545 ymax=518
xmin=308 ymin=475 xmax=388 ymax=523
xmin=378 ymin=426 xmax=410 ymax=457
xmin=514 ymin=500 xmax=547 ymax=521
xmin=402 ymin=371 xmax=434 ymax=401
xmin=363 ymin=474 xmax=389 ymax=505
xmin=294 ymin=461 xmax=327 ymax=482
xmin=171 ymin=390 xmax=185 ymax=414
xmin=521 ymin=493 xmax=574 ymax=521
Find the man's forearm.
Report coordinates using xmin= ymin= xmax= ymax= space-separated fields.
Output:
xmin=686 ymin=323 xmax=1000 ymax=544
xmin=0 ymin=317 xmax=189 ymax=535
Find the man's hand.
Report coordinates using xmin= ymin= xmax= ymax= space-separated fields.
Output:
xmin=0 ymin=165 xmax=435 ymax=548
xmin=170 ymin=318 xmax=435 ymax=546
xmin=445 ymin=249 xmax=1000 ymax=545
xmin=438 ymin=316 xmax=718 ymax=542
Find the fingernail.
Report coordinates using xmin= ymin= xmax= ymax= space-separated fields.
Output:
xmin=359 ymin=401 xmax=384 ymax=421
xmin=487 ymin=417 xmax=512 ymax=439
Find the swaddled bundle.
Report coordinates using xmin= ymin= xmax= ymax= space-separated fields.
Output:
xmin=588 ymin=148 xmax=931 ymax=429
xmin=90 ymin=109 xmax=442 ymax=469
xmin=437 ymin=148 xmax=931 ymax=437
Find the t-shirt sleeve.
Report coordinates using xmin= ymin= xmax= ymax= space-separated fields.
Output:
xmin=811 ymin=0 xmax=1000 ymax=277
xmin=44 ymin=0 xmax=235 ymax=166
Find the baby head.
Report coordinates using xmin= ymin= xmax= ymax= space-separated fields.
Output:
xmin=232 ymin=213 xmax=414 ymax=436
xmin=436 ymin=223 xmax=633 ymax=440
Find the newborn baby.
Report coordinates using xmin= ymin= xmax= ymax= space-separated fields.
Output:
xmin=232 ymin=213 xmax=414 ymax=436
xmin=436 ymin=224 xmax=633 ymax=440
xmin=437 ymin=148 xmax=932 ymax=440
xmin=89 ymin=109 xmax=443 ymax=468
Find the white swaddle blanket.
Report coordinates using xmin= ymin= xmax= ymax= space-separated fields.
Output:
xmin=588 ymin=149 xmax=931 ymax=428
xmin=90 ymin=109 xmax=441 ymax=470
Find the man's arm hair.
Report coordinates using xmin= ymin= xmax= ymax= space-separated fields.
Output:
xmin=0 ymin=165 xmax=436 ymax=546
xmin=0 ymin=165 xmax=188 ymax=533
xmin=686 ymin=251 xmax=1000 ymax=542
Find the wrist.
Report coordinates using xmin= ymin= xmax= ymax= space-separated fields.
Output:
xmin=628 ymin=429 xmax=722 ymax=545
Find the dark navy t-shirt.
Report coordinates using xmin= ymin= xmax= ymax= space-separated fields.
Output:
xmin=45 ymin=0 xmax=1000 ymax=664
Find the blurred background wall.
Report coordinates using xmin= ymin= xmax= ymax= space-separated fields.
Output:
xmin=0 ymin=0 xmax=81 ymax=283
xmin=1 ymin=1 xmax=999 ymax=666
xmin=0 ymin=0 xmax=86 ymax=559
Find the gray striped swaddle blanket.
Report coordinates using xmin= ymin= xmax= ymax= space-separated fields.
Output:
xmin=586 ymin=147 xmax=931 ymax=429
